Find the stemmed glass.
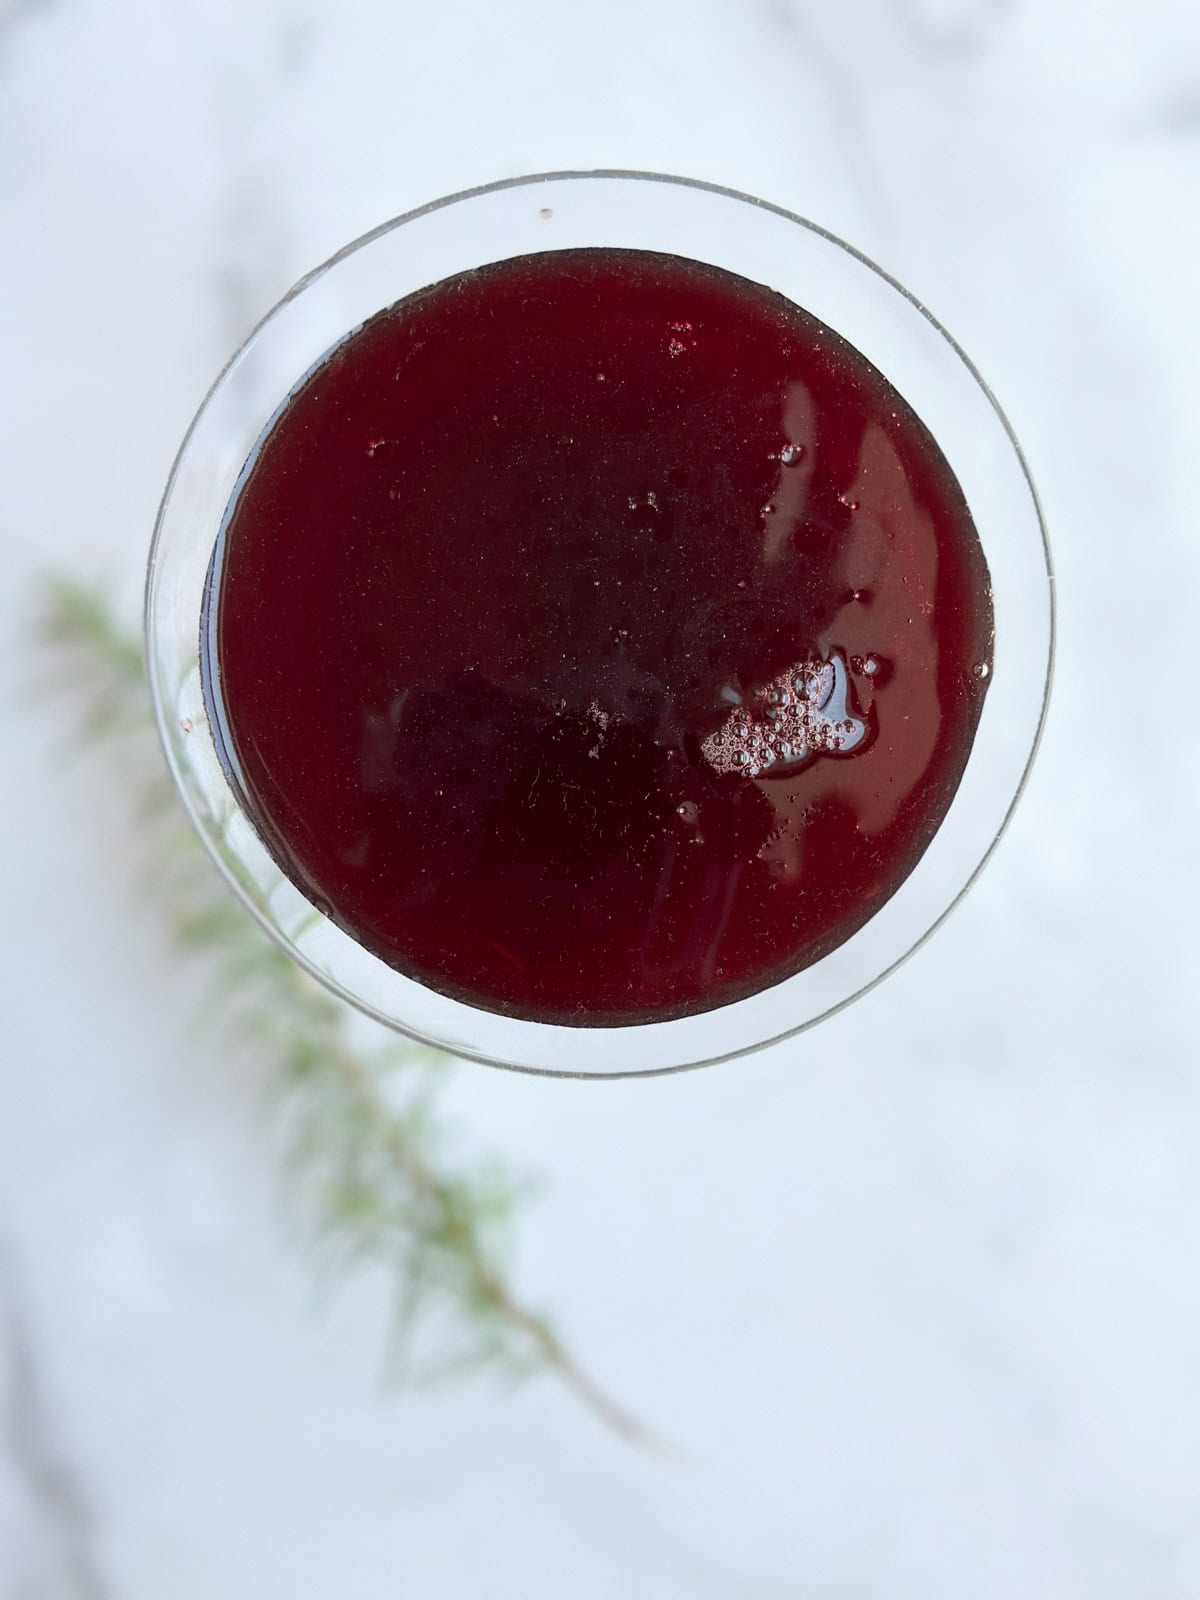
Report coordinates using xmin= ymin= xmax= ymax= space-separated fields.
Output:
xmin=145 ymin=171 xmax=1053 ymax=1078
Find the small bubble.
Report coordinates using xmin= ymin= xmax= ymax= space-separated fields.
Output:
xmin=776 ymin=741 xmax=792 ymax=757
xmin=761 ymin=503 xmax=775 ymax=516
xmin=676 ymin=801 xmax=699 ymax=824
xmin=747 ymin=764 xmax=760 ymax=776
xmin=538 ymin=207 xmax=553 ymax=220
xmin=365 ymin=437 xmax=387 ymax=457
xmin=760 ymin=749 xmax=776 ymax=767
xmin=596 ymin=372 xmax=607 ymax=382
xmin=735 ymin=750 xmax=750 ymax=766
xmin=179 ymin=717 xmax=193 ymax=733
xmin=862 ymin=656 xmax=878 ymax=675
xmin=768 ymin=688 xmax=791 ymax=706
xmin=973 ymin=661 xmax=991 ymax=679
xmin=838 ymin=493 xmax=860 ymax=511
xmin=668 ymin=338 xmax=686 ymax=357
xmin=779 ymin=442 xmax=805 ymax=466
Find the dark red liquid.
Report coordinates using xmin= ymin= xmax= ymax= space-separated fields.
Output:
xmin=206 ymin=249 xmax=992 ymax=1025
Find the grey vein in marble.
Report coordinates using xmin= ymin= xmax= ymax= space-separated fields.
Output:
xmin=892 ymin=0 xmax=1013 ymax=59
xmin=0 ymin=1248 xmax=113 ymax=1600
xmin=0 ymin=0 xmax=54 ymax=65
xmin=1155 ymin=85 xmax=1200 ymax=132
xmin=759 ymin=0 xmax=895 ymax=243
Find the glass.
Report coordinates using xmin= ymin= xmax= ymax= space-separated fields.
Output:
xmin=145 ymin=171 xmax=1053 ymax=1078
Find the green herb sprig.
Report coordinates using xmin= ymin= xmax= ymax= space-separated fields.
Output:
xmin=38 ymin=578 xmax=650 ymax=1447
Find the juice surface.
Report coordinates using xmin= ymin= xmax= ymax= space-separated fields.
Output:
xmin=206 ymin=248 xmax=993 ymax=1024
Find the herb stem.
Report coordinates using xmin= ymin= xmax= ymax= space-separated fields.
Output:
xmin=37 ymin=576 xmax=659 ymax=1452
xmin=329 ymin=1034 xmax=659 ymax=1450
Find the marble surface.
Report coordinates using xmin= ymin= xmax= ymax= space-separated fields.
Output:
xmin=2 ymin=0 xmax=1199 ymax=1593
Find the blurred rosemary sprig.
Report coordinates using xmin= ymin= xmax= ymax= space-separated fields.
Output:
xmin=37 ymin=576 xmax=649 ymax=1446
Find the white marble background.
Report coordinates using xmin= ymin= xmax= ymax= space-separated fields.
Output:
xmin=2 ymin=0 xmax=1198 ymax=1594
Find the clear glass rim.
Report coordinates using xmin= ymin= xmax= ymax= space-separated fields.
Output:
xmin=145 ymin=168 xmax=1055 ymax=1080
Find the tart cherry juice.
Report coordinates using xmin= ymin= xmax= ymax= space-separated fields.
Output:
xmin=203 ymin=249 xmax=993 ymax=1025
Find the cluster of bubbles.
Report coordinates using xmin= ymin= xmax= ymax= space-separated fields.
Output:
xmin=667 ymin=320 xmax=697 ymax=358
xmin=701 ymin=650 xmax=870 ymax=778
